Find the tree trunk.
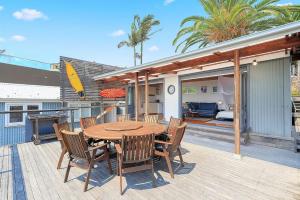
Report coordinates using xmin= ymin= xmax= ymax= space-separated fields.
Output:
xmin=140 ymin=42 xmax=143 ymax=65
xmin=134 ymin=46 xmax=136 ymax=66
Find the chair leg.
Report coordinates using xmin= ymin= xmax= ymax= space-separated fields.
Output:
xmin=177 ymin=148 xmax=184 ymax=167
xmin=107 ymin=154 xmax=113 ymax=174
xmin=64 ymin=159 xmax=72 ymax=183
xmin=165 ymin=155 xmax=174 ymax=179
xmin=119 ymin=163 xmax=123 ymax=195
xmin=151 ymin=159 xmax=156 ymax=187
xmin=84 ymin=161 xmax=93 ymax=192
xmin=57 ymin=147 xmax=67 ymax=169
xmin=116 ymin=156 xmax=120 ymax=176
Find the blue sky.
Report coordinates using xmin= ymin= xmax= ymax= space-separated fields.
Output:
xmin=0 ymin=0 xmax=297 ymax=70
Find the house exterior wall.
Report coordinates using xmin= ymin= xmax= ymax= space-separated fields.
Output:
xmin=60 ymin=57 xmax=122 ymax=102
xmin=0 ymin=83 xmax=60 ymax=100
xmin=164 ymin=75 xmax=180 ymax=119
xmin=0 ymin=101 xmax=62 ymax=146
xmin=248 ymin=57 xmax=292 ymax=138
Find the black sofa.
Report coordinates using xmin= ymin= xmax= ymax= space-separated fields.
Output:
xmin=186 ymin=102 xmax=218 ymax=118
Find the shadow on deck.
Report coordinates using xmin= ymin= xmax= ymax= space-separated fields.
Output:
xmin=0 ymin=140 xmax=299 ymax=200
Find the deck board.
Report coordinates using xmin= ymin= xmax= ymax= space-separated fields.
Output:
xmin=0 ymin=141 xmax=299 ymax=200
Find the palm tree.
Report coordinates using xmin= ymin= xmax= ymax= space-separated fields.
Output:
xmin=118 ymin=20 xmax=140 ymax=66
xmin=273 ymin=4 xmax=300 ymax=24
xmin=173 ymin=0 xmax=297 ymax=53
xmin=134 ymin=15 xmax=160 ymax=64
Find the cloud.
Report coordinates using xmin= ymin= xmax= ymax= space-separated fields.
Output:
xmin=0 ymin=37 xmax=5 ymax=42
xmin=164 ymin=0 xmax=175 ymax=5
xmin=0 ymin=6 xmax=4 ymax=11
xmin=277 ymin=2 xmax=293 ymax=6
xmin=13 ymin=8 xmax=47 ymax=21
xmin=149 ymin=45 xmax=159 ymax=52
xmin=11 ymin=35 xmax=26 ymax=42
xmin=111 ymin=29 xmax=126 ymax=37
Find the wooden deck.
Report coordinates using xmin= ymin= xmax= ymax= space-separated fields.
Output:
xmin=0 ymin=141 xmax=299 ymax=200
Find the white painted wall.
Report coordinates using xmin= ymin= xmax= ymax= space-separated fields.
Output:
xmin=182 ymin=80 xmax=226 ymax=109
xmin=164 ymin=75 xmax=180 ymax=119
xmin=0 ymin=83 xmax=60 ymax=100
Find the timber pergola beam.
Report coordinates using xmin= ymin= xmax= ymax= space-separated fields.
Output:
xmin=102 ymin=35 xmax=300 ymax=83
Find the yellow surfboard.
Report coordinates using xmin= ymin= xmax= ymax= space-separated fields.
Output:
xmin=64 ymin=61 xmax=85 ymax=98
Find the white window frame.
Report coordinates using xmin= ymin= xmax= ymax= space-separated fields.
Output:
xmin=5 ymin=103 xmax=42 ymax=127
xmin=67 ymin=102 xmax=91 ymax=123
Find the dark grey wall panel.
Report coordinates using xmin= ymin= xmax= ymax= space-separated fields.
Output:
xmin=60 ymin=56 xmax=123 ymax=102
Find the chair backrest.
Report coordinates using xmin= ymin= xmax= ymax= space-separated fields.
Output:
xmin=169 ymin=122 xmax=187 ymax=152
xmin=53 ymin=122 xmax=70 ymax=141
xmin=121 ymin=133 xmax=154 ymax=163
xmin=61 ymin=130 xmax=90 ymax=160
xmin=144 ymin=114 xmax=159 ymax=123
xmin=80 ymin=117 xmax=96 ymax=130
xmin=117 ymin=114 xmax=131 ymax=122
xmin=166 ymin=117 xmax=182 ymax=137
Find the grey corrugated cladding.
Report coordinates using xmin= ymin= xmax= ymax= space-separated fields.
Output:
xmin=248 ymin=57 xmax=292 ymax=138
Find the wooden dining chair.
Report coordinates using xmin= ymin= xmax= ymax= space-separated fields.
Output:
xmin=80 ymin=116 xmax=96 ymax=129
xmin=115 ymin=133 xmax=156 ymax=195
xmin=154 ymin=122 xmax=187 ymax=178
xmin=166 ymin=117 xmax=183 ymax=138
xmin=144 ymin=114 xmax=159 ymax=123
xmin=156 ymin=116 xmax=182 ymax=142
xmin=80 ymin=116 xmax=103 ymax=145
xmin=53 ymin=122 xmax=70 ymax=169
xmin=117 ymin=114 xmax=131 ymax=122
xmin=61 ymin=130 xmax=112 ymax=192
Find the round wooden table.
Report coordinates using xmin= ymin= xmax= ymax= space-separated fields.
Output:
xmin=84 ymin=121 xmax=166 ymax=140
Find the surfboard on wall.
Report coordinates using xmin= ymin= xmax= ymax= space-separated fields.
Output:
xmin=64 ymin=61 xmax=85 ymax=98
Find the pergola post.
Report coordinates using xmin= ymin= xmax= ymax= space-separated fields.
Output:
xmin=125 ymin=85 xmax=128 ymax=115
xmin=145 ymin=71 xmax=149 ymax=116
xmin=234 ymin=50 xmax=241 ymax=155
xmin=135 ymin=72 xmax=139 ymax=121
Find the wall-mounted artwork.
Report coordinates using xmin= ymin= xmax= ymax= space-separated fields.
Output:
xmin=212 ymin=86 xmax=218 ymax=93
xmin=182 ymin=87 xmax=197 ymax=94
xmin=200 ymin=86 xmax=207 ymax=93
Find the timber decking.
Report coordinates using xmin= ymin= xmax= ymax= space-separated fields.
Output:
xmin=0 ymin=141 xmax=299 ymax=200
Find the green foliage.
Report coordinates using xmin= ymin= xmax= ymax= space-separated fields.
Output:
xmin=173 ymin=0 xmax=300 ymax=53
xmin=118 ymin=14 xmax=160 ymax=66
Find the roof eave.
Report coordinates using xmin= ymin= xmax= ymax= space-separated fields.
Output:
xmin=93 ymin=21 xmax=300 ymax=81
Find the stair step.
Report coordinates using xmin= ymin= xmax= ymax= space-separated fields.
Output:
xmin=186 ymin=129 xmax=248 ymax=144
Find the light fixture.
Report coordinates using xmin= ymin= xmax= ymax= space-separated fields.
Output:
xmin=252 ymin=60 xmax=258 ymax=66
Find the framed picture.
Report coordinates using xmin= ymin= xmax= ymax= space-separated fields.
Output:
xmin=212 ymin=86 xmax=218 ymax=93
xmin=200 ymin=86 xmax=207 ymax=93
xmin=182 ymin=87 xmax=197 ymax=94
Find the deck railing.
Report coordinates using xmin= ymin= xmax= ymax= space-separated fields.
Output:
xmin=0 ymin=103 xmax=129 ymax=146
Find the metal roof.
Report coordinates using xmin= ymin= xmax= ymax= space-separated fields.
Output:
xmin=0 ymin=62 xmax=60 ymax=86
xmin=94 ymin=21 xmax=300 ymax=80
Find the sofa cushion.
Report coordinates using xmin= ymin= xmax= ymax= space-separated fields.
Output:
xmin=199 ymin=103 xmax=218 ymax=111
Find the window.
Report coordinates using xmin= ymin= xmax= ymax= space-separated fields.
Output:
xmin=68 ymin=102 xmax=91 ymax=122
xmin=5 ymin=103 xmax=42 ymax=127
xmin=27 ymin=105 xmax=40 ymax=115
xmin=9 ymin=105 xmax=23 ymax=124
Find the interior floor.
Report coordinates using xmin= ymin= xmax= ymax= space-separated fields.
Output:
xmin=184 ymin=117 xmax=233 ymax=128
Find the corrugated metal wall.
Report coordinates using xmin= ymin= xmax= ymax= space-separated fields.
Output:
xmin=0 ymin=103 xmax=24 ymax=146
xmin=248 ymin=57 xmax=292 ymax=138
xmin=0 ymin=102 xmax=62 ymax=146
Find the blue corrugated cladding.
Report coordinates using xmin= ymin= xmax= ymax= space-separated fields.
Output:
xmin=0 ymin=102 xmax=62 ymax=146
